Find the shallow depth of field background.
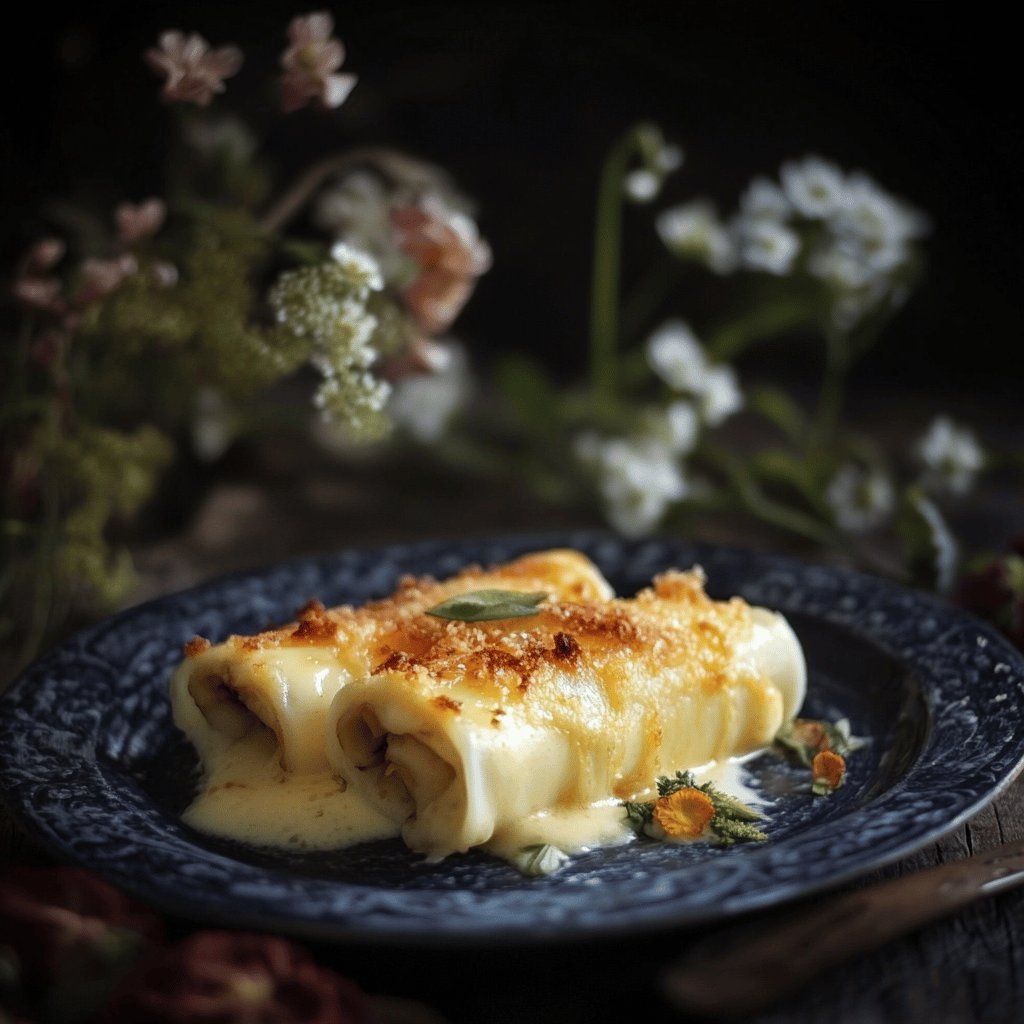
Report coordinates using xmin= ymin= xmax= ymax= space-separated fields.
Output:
xmin=3 ymin=2 xmax=1020 ymax=404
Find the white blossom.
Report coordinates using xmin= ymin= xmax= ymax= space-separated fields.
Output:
xmin=699 ymin=364 xmax=743 ymax=425
xmin=739 ymin=176 xmax=791 ymax=220
xmin=388 ymin=342 xmax=472 ymax=442
xmin=183 ymin=115 xmax=256 ymax=162
xmin=826 ymin=463 xmax=895 ymax=532
xmin=645 ymin=320 xmax=743 ymax=425
xmin=737 ymin=218 xmax=801 ymax=275
xmin=641 ymin=401 xmax=700 ymax=454
xmin=624 ymin=169 xmax=661 ymax=203
xmin=780 ymin=155 xmax=847 ymax=219
xmin=654 ymin=143 xmax=684 ymax=174
xmin=330 ymin=241 xmax=384 ymax=293
xmin=645 ymin=320 xmax=705 ymax=391
xmin=916 ymin=416 xmax=984 ymax=495
xmin=191 ymin=387 xmax=234 ymax=461
xmin=575 ymin=433 xmax=687 ymax=537
xmin=807 ymin=242 xmax=877 ymax=291
xmin=834 ymin=172 xmax=929 ymax=248
xmin=656 ymin=201 xmax=737 ymax=273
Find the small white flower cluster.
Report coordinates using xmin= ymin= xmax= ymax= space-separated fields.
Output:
xmin=388 ymin=341 xmax=472 ymax=442
xmin=657 ymin=155 xmax=927 ymax=326
xmin=269 ymin=246 xmax=392 ymax=438
xmin=315 ymin=173 xmax=412 ymax=283
xmin=575 ymin=321 xmax=741 ymax=536
xmin=824 ymin=416 xmax=984 ymax=537
xmin=624 ymin=125 xmax=684 ymax=204
xmin=825 ymin=463 xmax=895 ymax=533
xmin=645 ymin=320 xmax=743 ymax=425
xmin=655 ymin=200 xmax=736 ymax=274
xmin=574 ymin=429 xmax=690 ymax=538
xmin=915 ymin=416 xmax=984 ymax=495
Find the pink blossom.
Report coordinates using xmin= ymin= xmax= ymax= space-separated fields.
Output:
xmin=392 ymin=198 xmax=492 ymax=334
xmin=12 ymin=239 xmax=66 ymax=313
xmin=150 ymin=260 xmax=180 ymax=288
xmin=146 ymin=31 xmax=243 ymax=107
xmin=20 ymin=238 xmax=66 ymax=276
xmin=279 ymin=12 xmax=357 ymax=113
xmin=76 ymin=254 xmax=138 ymax=306
xmin=116 ymin=198 xmax=167 ymax=245
xmin=12 ymin=275 xmax=63 ymax=312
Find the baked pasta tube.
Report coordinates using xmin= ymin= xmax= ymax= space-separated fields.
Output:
xmin=327 ymin=568 xmax=806 ymax=858
xmin=170 ymin=549 xmax=614 ymax=775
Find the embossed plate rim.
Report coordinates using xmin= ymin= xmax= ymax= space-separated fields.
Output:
xmin=2 ymin=531 xmax=1024 ymax=945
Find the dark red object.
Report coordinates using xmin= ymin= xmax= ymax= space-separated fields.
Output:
xmin=102 ymin=931 xmax=377 ymax=1024
xmin=0 ymin=865 xmax=163 ymax=992
xmin=954 ymin=548 xmax=1024 ymax=651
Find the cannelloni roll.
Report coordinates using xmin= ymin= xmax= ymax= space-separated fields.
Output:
xmin=170 ymin=549 xmax=614 ymax=775
xmin=327 ymin=568 xmax=806 ymax=858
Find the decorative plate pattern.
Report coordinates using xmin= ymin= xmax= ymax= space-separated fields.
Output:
xmin=3 ymin=533 xmax=1024 ymax=944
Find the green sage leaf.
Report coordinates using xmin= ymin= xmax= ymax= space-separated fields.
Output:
xmin=425 ymin=589 xmax=549 ymax=622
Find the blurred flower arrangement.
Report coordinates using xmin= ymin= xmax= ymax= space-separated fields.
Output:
xmin=1 ymin=13 xmax=491 ymax=678
xmin=2 ymin=13 xmax=1020 ymax=682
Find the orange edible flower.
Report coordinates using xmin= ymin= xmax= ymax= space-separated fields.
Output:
xmin=791 ymin=718 xmax=830 ymax=751
xmin=652 ymin=787 xmax=715 ymax=839
xmin=812 ymin=750 xmax=846 ymax=789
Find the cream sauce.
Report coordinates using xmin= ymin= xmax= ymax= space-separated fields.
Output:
xmin=182 ymin=727 xmax=767 ymax=863
xmin=182 ymin=727 xmax=399 ymax=851
xmin=487 ymin=800 xmax=636 ymax=860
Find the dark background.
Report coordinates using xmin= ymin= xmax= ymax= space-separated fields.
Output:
xmin=5 ymin=1 xmax=1021 ymax=402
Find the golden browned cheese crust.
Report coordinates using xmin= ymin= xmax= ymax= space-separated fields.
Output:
xmin=332 ymin=569 xmax=759 ymax=799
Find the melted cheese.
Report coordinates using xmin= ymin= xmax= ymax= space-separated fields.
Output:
xmin=169 ymin=550 xmax=805 ymax=865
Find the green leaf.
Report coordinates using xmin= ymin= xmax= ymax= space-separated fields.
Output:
xmin=425 ymin=589 xmax=549 ymax=622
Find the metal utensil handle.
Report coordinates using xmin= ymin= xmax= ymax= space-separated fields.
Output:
xmin=661 ymin=838 xmax=1024 ymax=1018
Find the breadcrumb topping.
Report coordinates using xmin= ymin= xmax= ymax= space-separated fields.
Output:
xmin=184 ymin=635 xmax=212 ymax=657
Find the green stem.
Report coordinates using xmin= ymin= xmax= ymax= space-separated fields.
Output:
xmin=16 ymin=476 xmax=58 ymax=675
xmin=588 ymin=126 xmax=646 ymax=407
xmin=619 ymin=255 xmax=681 ymax=344
xmin=705 ymin=298 xmax=813 ymax=363
xmin=813 ymin=327 xmax=849 ymax=450
xmin=702 ymin=444 xmax=837 ymax=548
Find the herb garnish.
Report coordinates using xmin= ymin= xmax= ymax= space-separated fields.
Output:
xmin=774 ymin=717 xmax=864 ymax=795
xmin=624 ymin=770 xmax=767 ymax=846
xmin=425 ymin=589 xmax=548 ymax=622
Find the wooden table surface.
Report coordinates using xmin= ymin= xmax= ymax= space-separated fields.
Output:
xmin=3 ymin=437 xmax=1024 ymax=1024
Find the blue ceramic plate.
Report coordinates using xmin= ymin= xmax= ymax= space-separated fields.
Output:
xmin=3 ymin=533 xmax=1024 ymax=944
